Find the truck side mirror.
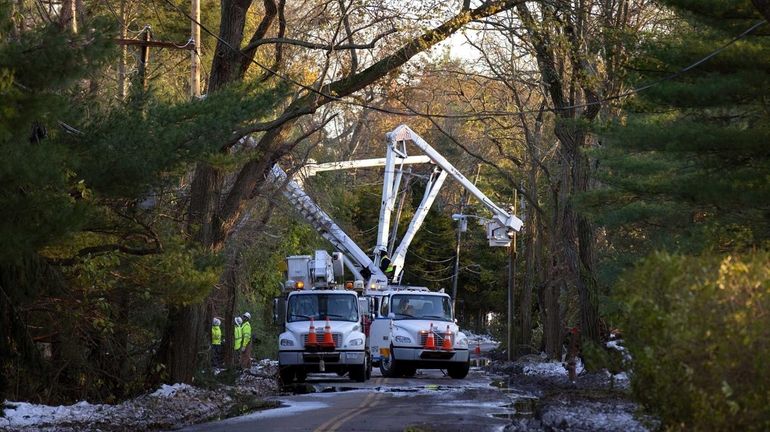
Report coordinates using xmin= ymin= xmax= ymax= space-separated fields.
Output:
xmin=273 ymin=297 xmax=286 ymax=325
xmin=358 ymin=298 xmax=369 ymax=314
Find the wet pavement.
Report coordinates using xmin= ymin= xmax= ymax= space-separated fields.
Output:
xmin=180 ymin=341 xmax=649 ymax=432
xmin=182 ymin=365 xmax=514 ymax=432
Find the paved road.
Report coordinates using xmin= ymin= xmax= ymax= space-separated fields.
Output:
xmin=184 ymin=345 xmax=510 ymax=432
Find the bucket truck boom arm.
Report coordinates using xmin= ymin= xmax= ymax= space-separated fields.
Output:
xmin=269 ymin=164 xmax=388 ymax=287
xmin=376 ymin=125 xmax=525 ymax=283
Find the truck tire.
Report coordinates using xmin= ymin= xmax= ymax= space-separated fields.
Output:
xmin=295 ymin=369 xmax=307 ymax=383
xmin=366 ymin=354 xmax=372 ymax=379
xmin=349 ymin=355 xmax=368 ymax=382
xmin=447 ymin=360 xmax=470 ymax=379
xmin=279 ymin=366 xmax=295 ymax=384
xmin=379 ymin=347 xmax=400 ymax=378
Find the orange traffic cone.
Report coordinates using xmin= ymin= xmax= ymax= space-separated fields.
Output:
xmin=442 ymin=325 xmax=453 ymax=351
xmin=307 ymin=318 xmax=318 ymax=345
xmin=474 ymin=340 xmax=482 ymax=355
xmin=322 ymin=318 xmax=335 ymax=347
xmin=424 ymin=323 xmax=436 ymax=350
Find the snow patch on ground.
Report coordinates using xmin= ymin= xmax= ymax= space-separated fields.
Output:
xmin=462 ymin=330 xmax=499 ymax=345
xmin=607 ymin=339 xmax=632 ymax=362
xmin=150 ymin=383 xmax=193 ymax=398
xmin=254 ymin=359 xmax=279 ymax=369
xmin=1 ymin=358 xmax=280 ymax=431
xmin=538 ymin=399 xmax=647 ymax=431
xmin=2 ymin=400 xmax=108 ymax=428
xmin=522 ymin=359 xmax=584 ymax=377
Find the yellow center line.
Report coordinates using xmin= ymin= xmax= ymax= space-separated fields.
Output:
xmin=313 ymin=391 xmax=376 ymax=432
xmin=326 ymin=394 xmax=381 ymax=432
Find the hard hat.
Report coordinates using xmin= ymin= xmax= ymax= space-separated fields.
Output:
xmin=234 ymin=316 xmax=242 ymax=325
xmin=212 ymin=318 xmax=221 ymax=326
xmin=243 ymin=312 xmax=251 ymax=320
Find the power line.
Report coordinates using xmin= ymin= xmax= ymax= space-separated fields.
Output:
xmin=157 ymin=0 xmax=767 ymax=120
xmin=407 ymin=250 xmax=455 ymax=264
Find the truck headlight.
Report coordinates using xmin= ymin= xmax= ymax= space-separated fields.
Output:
xmin=349 ymin=338 xmax=364 ymax=346
xmin=280 ymin=338 xmax=294 ymax=346
xmin=394 ymin=335 xmax=412 ymax=344
xmin=456 ymin=338 xmax=468 ymax=348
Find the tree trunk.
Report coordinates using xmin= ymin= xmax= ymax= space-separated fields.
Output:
xmin=157 ymin=304 xmax=207 ymax=383
xmin=516 ymin=0 xmax=602 ymax=347
xmin=156 ymin=164 xmax=223 ymax=383
xmin=60 ymin=0 xmax=78 ymax=32
xmin=555 ymin=124 xmax=601 ymax=344
xmin=574 ymin=151 xmax=601 ymax=342
xmin=209 ymin=0 xmax=253 ymax=91
xmin=541 ymin=275 xmax=562 ymax=359
xmin=521 ymin=165 xmax=538 ymax=349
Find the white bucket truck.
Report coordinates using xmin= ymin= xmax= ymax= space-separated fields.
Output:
xmin=368 ymin=286 xmax=470 ymax=379
xmin=274 ymin=251 xmax=372 ymax=383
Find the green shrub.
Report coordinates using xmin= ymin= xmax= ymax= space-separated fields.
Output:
xmin=582 ymin=340 xmax=624 ymax=374
xmin=616 ymin=252 xmax=770 ymax=431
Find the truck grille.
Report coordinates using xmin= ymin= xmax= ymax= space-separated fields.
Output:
xmin=420 ymin=330 xmax=453 ymax=348
xmin=303 ymin=332 xmax=342 ymax=347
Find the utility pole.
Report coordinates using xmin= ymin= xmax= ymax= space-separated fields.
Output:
xmin=450 ymin=165 xmax=481 ymax=313
xmin=118 ymin=0 xmax=128 ymax=100
xmin=507 ymin=189 xmax=518 ymax=361
xmin=116 ymin=30 xmax=196 ymax=93
xmin=190 ymin=0 xmax=201 ymax=98
xmin=138 ymin=27 xmax=151 ymax=91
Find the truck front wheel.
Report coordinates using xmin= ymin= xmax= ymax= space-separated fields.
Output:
xmin=447 ymin=360 xmax=470 ymax=379
xmin=379 ymin=347 xmax=400 ymax=378
xmin=349 ymin=355 xmax=368 ymax=382
xmin=279 ymin=365 xmax=295 ymax=384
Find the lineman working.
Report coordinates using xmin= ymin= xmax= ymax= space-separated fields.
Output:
xmin=211 ymin=318 xmax=222 ymax=368
xmin=240 ymin=312 xmax=252 ymax=369
xmin=233 ymin=316 xmax=243 ymax=365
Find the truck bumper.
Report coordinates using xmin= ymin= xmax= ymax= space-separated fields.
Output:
xmin=279 ymin=350 xmax=366 ymax=367
xmin=391 ymin=347 xmax=469 ymax=368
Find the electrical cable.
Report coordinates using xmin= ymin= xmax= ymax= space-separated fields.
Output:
xmin=407 ymin=250 xmax=455 ymax=264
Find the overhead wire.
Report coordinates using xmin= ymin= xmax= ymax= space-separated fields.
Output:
xmin=406 ymin=250 xmax=455 ymax=264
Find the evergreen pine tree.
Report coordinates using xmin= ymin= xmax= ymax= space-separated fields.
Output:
xmin=585 ymin=0 xmax=770 ymax=268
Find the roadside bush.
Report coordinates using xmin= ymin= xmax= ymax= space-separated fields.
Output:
xmin=581 ymin=340 xmax=624 ymax=374
xmin=616 ymin=252 xmax=770 ymax=431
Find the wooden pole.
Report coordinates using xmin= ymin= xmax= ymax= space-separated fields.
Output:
xmin=138 ymin=28 xmax=151 ymax=91
xmin=118 ymin=0 xmax=127 ymax=100
xmin=191 ymin=0 xmax=201 ymax=98
xmin=507 ymin=189 xmax=518 ymax=361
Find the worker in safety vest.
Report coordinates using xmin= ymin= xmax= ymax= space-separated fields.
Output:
xmin=240 ymin=312 xmax=253 ymax=369
xmin=233 ymin=316 xmax=243 ymax=361
xmin=211 ymin=318 xmax=222 ymax=368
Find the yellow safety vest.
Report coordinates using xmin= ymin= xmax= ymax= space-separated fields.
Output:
xmin=211 ymin=325 xmax=222 ymax=345
xmin=234 ymin=325 xmax=242 ymax=350
xmin=242 ymin=321 xmax=252 ymax=347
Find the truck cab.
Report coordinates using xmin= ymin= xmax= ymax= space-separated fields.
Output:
xmin=368 ymin=287 xmax=470 ymax=379
xmin=275 ymin=251 xmax=371 ymax=384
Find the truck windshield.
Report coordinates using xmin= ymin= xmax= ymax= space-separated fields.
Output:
xmin=287 ymin=294 xmax=358 ymax=322
xmin=390 ymin=294 xmax=452 ymax=321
